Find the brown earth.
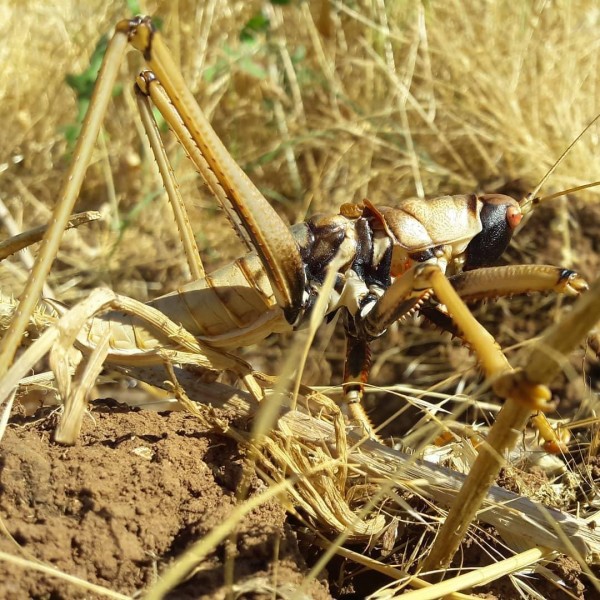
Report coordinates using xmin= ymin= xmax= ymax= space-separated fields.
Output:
xmin=0 ymin=407 xmax=331 ymax=599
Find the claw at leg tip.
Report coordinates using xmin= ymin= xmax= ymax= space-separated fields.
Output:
xmin=521 ymin=383 xmax=552 ymax=411
xmin=558 ymin=270 xmax=589 ymax=296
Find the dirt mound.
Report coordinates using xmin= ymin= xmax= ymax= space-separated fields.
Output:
xmin=0 ymin=407 xmax=330 ymax=599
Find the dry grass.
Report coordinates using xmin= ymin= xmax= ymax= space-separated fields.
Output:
xmin=2 ymin=0 xmax=600 ymax=598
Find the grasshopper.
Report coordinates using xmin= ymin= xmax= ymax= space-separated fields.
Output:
xmin=1 ymin=16 xmax=598 ymax=449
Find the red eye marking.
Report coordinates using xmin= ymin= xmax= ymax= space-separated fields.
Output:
xmin=507 ymin=206 xmax=523 ymax=229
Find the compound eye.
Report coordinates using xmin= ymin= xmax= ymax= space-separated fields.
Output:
xmin=506 ymin=205 xmax=523 ymax=229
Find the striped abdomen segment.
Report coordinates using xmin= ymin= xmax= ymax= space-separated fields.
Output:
xmin=87 ymin=253 xmax=290 ymax=362
xmin=150 ymin=252 xmax=291 ymax=347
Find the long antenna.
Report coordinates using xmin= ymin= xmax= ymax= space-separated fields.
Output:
xmin=520 ymin=112 xmax=600 ymax=215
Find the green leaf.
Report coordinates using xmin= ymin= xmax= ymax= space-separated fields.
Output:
xmin=61 ymin=123 xmax=80 ymax=148
xmin=152 ymin=107 xmax=168 ymax=133
xmin=202 ymin=56 xmax=230 ymax=83
xmin=238 ymin=56 xmax=268 ymax=80
xmin=291 ymin=45 xmax=306 ymax=63
xmin=63 ymin=31 xmax=124 ymax=152
xmin=65 ymin=34 xmax=109 ymax=101
xmin=126 ymin=0 xmax=141 ymax=14
xmin=239 ymin=12 xmax=270 ymax=42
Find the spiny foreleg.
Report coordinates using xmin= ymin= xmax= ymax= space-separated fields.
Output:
xmin=349 ymin=261 xmax=594 ymax=572
xmin=418 ymin=263 xmax=589 ymax=452
xmin=342 ymin=265 xmax=438 ymax=441
xmin=423 ymin=272 xmax=600 ymax=573
xmin=420 ymin=264 xmax=587 ymax=334
xmin=447 ymin=264 xmax=588 ymax=300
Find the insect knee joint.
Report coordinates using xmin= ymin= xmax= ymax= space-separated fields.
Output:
xmin=492 ymin=369 xmax=552 ymax=410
